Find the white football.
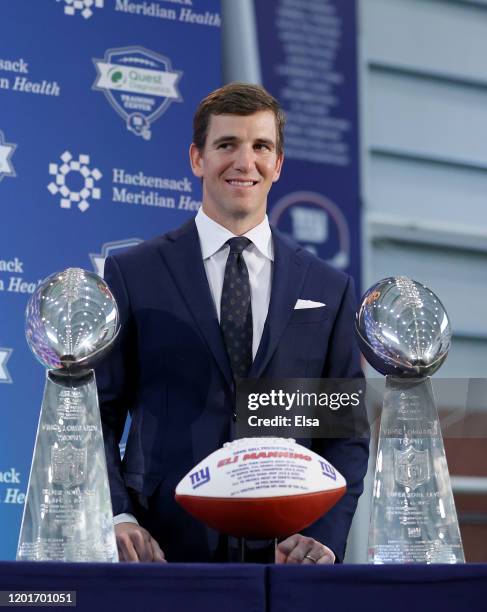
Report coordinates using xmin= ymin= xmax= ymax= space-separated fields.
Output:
xmin=175 ymin=437 xmax=346 ymax=538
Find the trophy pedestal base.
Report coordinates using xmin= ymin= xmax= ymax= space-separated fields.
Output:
xmin=17 ymin=371 xmax=118 ymax=562
xmin=368 ymin=376 xmax=464 ymax=564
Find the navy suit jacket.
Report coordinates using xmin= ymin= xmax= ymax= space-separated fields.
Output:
xmin=96 ymin=219 xmax=369 ymax=562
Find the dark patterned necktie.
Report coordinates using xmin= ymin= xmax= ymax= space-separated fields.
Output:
xmin=220 ymin=237 xmax=253 ymax=380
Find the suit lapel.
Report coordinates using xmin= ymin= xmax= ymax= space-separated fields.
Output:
xmin=156 ymin=221 xmax=310 ymax=387
xmin=250 ymin=229 xmax=310 ymax=378
xmin=157 ymin=219 xmax=234 ymax=391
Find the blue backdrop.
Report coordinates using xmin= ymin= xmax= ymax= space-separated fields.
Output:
xmin=254 ymin=0 xmax=361 ymax=289
xmin=0 ymin=0 xmax=221 ymax=560
xmin=0 ymin=0 xmax=361 ymax=561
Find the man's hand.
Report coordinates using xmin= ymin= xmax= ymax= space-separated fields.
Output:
xmin=276 ymin=534 xmax=335 ymax=564
xmin=115 ymin=522 xmax=166 ymax=563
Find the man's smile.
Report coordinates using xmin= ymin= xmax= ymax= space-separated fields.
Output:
xmin=225 ymin=179 xmax=259 ymax=187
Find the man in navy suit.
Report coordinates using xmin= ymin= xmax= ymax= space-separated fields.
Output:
xmin=97 ymin=83 xmax=369 ymax=564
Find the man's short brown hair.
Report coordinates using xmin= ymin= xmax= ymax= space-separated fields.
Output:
xmin=193 ymin=82 xmax=286 ymax=156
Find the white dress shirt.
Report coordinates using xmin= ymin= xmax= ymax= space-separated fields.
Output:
xmin=114 ymin=209 xmax=274 ymax=526
xmin=195 ymin=207 xmax=273 ymax=359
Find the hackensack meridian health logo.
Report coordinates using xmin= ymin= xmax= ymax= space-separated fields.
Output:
xmin=57 ymin=0 xmax=104 ymax=19
xmin=47 ymin=151 xmax=102 ymax=213
xmin=0 ymin=130 xmax=16 ymax=183
xmin=93 ymin=46 xmax=182 ymax=140
xmin=0 ymin=347 xmax=13 ymax=384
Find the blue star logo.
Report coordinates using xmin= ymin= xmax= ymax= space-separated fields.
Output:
xmin=0 ymin=131 xmax=16 ymax=183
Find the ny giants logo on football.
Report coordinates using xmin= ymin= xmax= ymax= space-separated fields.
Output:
xmin=319 ymin=460 xmax=336 ymax=481
xmin=189 ymin=466 xmax=210 ymax=490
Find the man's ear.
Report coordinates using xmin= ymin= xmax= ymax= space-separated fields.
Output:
xmin=273 ymin=153 xmax=284 ymax=183
xmin=189 ymin=143 xmax=204 ymax=178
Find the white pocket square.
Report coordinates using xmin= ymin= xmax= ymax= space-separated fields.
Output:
xmin=294 ymin=299 xmax=326 ymax=310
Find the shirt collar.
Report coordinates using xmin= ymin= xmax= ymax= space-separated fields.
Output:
xmin=195 ymin=207 xmax=274 ymax=261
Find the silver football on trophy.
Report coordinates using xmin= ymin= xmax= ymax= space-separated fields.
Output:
xmin=356 ymin=276 xmax=451 ymax=377
xmin=25 ymin=268 xmax=119 ymax=373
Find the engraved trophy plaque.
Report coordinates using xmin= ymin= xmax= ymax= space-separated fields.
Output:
xmin=17 ymin=268 xmax=119 ymax=562
xmin=356 ymin=276 xmax=465 ymax=564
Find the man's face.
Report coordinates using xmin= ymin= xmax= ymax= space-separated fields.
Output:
xmin=190 ymin=111 xmax=283 ymax=229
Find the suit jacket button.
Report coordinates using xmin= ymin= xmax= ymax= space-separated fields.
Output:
xmin=232 ymin=412 xmax=237 ymax=422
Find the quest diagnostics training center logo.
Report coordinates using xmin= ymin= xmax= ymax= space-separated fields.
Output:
xmin=57 ymin=0 xmax=104 ymax=19
xmin=93 ymin=46 xmax=182 ymax=140
xmin=47 ymin=151 xmax=102 ymax=212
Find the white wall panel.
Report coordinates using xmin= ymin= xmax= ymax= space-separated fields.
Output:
xmin=441 ymin=336 xmax=487 ymax=378
xmin=369 ymin=241 xmax=487 ymax=337
xmin=367 ymin=154 xmax=487 ymax=227
xmin=364 ymin=0 xmax=487 ymax=84
xmin=368 ymin=70 xmax=487 ymax=165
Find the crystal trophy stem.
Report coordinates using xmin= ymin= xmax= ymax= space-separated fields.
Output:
xmin=17 ymin=371 xmax=118 ymax=562
xmin=368 ymin=376 xmax=464 ymax=564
